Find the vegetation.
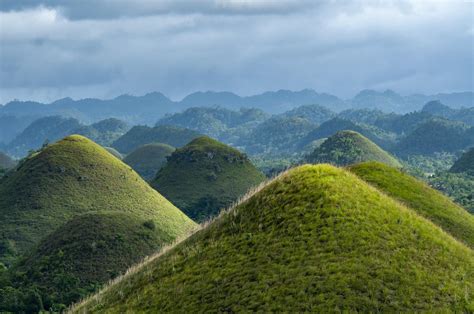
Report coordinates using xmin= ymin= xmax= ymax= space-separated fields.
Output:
xmin=152 ymin=136 xmax=265 ymax=222
xmin=112 ymin=125 xmax=201 ymax=154
xmin=450 ymin=147 xmax=474 ymax=175
xmin=349 ymin=162 xmax=474 ymax=248
xmin=0 ymin=211 xmax=183 ymax=312
xmin=103 ymin=147 xmax=123 ymax=160
xmin=277 ymin=104 xmax=334 ymax=124
xmin=74 ymin=118 xmax=129 ymax=146
xmin=123 ymin=143 xmax=175 ymax=181
xmin=73 ymin=165 xmax=474 ymax=313
xmin=428 ymin=172 xmax=474 ymax=214
xmin=422 ymin=100 xmax=474 ymax=126
xmin=0 ymin=152 xmax=15 ymax=170
xmin=0 ymin=135 xmax=196 ymax=265
xmin=306 ymin=131 xmax=401 ymax=167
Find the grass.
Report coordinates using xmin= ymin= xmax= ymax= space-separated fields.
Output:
xmin=123 ymin=143 xmax=175 ymax=181
xmin=72 ymin=164 xmax=474 ymax=313
xmin=349 ymin=161 xmax=474 ymax=249
xmin=151 ymin=136 xmax=266 ymax=222
xmin=103 ymin=147 xmax=123 ymax=160
xmin=0 ymin=135 xmax=196 ymax=266
xmin=450 ymin=147 xmax=474 ymax=175
xmin=306 ymin=130 xmax=401 ymax=167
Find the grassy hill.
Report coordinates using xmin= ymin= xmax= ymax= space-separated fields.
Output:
xmin=152 ymin=136 xmax=265 ymax=222
xmin=123 ymin=143 xmax=175 ymax=181
xmin=306 ymin=130 xmax=401 ymax=167
xmin=72 ymin=164 xmax=474 ymax=312
xmin=0 ymin=135 xmax=196 ymax=265
xmin=112 ymin=125 xmax=201 ymax=154
xmin=0 ymin=212 xmax=180 ymax=312
xmin=450 ymin=147 xmax=474 ymax=175
xmin=349 ymin=161 xmax=474 ymax=248
xmin=103 ymin=147 xmax=123 ymax=160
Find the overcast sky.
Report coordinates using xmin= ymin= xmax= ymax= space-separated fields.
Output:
xmin=0 ymin=0 xmax=473 ymax=103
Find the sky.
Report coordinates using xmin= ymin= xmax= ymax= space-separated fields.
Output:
xmin=0 ymin=0 xmax=473 ymax=103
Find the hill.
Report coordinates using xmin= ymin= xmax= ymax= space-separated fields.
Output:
xmin=123 ymin=143 xmax=175 ymax=181
xmin=0 ymin=135 xmax=196 ymax=265
xmin=395 ymin=118 xmax=472 ymax=156
xmin=450 ymin=147 xmax=474 ymax=175
xmin=0 ymin=152 xmax=15 ymax=170
xmin=349 ymin=162 xmax=474 ymax=248
xmin=0 ymin=211 xmax=180 ymax=312
xmin=112 ymin=125 xmax=201 ymax=154
xmin=103 ymin=147 xmax=123 ymax=160
xmin=73 ymin=165 xmax=474 ymax=312
xmin=422 ymin=100 xmax=474 ymax=126
xmin=74 ymin=118 xmax=129 ymax=146
xmin=152 ymin=137 xmax=265 ymax=222
xmin=306 ymin=131 xmax=401 ymax=167
xmin=277 ymin=104 xmax=335 ymax=124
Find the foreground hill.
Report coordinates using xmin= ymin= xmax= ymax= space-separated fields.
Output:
xmin=0 ymin=135 xmax=196 ymax=265
xmin=152 ymin=137 xmax=265 ymax=222
xmin=349 ymin=162 xmax=474 ymax=248
xmin=1 ymin=212 xmax=179 ymax=312
xmin=73 ymin=165 xmax=473 ymax=312
xmin=450 ymin=147 xmax=474 ymax=175
xmin=123 ymin=143 xmax=175 ymax=181
xmin=306 ymin=131 xmax=401 ymax=167
xmin=112 ymin=125 xmax=201 ymax=154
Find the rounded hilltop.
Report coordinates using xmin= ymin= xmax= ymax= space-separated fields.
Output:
xmin=152 ymin=136 xmax=265 ymax=222
xmin=123 ymin=143 xmax=175 ymax=181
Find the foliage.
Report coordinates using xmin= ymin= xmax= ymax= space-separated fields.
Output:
xmin=74 ymin=165 xmax=474 ymax=313
xmin=277 ymin=104 xmax=335 ymax=124
xmin=306 ymin=131 xmax=401 ymax=167
xmin=112 ymin=125 xmax=201 ymax=154
xmin=348 ymin=162 xmax=474 ymax=248
xmin=123 ymin=143 xmax=175 ymax=181
xmin=0 ymin=135 xmax=196 ymax=265
xmin=450 ymin=147 xmax=474 ymax=175
xmin=74 ymin=118 xmax=130 ymax=147
xmin=152 ymin=136 xmax=265 ymax=222
xmin=428 ymin=172 xmax=474 ymax=214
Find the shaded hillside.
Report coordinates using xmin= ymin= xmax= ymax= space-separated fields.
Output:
xmin=112 ymin=125 xmax=201 ymax=154
xmin=74 ymin=118 xmax=129 ymax=146
xmin=103 ymin=147 xmax=123 ymax=160
xmin=277 ymin=104 xmax=334 ymax=124
xmin=306 ymin=131 xmax=401 ymax=167
xmin=73 ymin=165 xmax=474 ymax=313
xmin=0 ymin=212 xmax=178 ymax=312
xmin=0 ymin=135 xmax=196 ymax=265
xmin=123 ymin=143 xmax=175 ymax=181
xmin=0 ymin=115 xmax=37 ymax=145
xmin=0 ymin=152 xmax=15 ymax=170
xmin=395 ymin=118 xmax=472 ymax=156
xmin=349 ymin=162 xmax=474 ymax=248
xmin=422 ymin=100 xmax=474 ymax=126
xmin=450 ymin=147 xmax=474 ymax=175
xmin=152 ymin=137 xmax=265 ymax=222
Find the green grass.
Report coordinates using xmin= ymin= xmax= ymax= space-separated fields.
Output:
xmin=152 ymin=136 xmax=265 ymax=222
xmin=103 ymin=147 xmax=123 ymax=160
xmin=349 ymin=161 xmax=474 ymax=248
xmin=450 ymin=147 xmax=474 ymax=175
xmin=306 ymin=130 xmax=401 ymax=167
xmin=73 ymin=164 xmax=474 ymax=313
xmin=2 ymin=211 xmax=185 ymax=312
xmin=0 ymin=135 xmax=196 ymax=265
xmin=123 ymin=143 xmax=175 ymax=181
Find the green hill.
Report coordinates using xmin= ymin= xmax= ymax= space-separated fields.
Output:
xmin=112 ymin=125 xmax=201 ymax=154
xmin=306 ymin=130 xmax=401 ymax=167
xmin=152 ymin=136 xmax=265 ymax=222
xmin=103 ymin=147 xmax=123 ymax=160
xmin=450 ymin=147 xmax=474 ymax=175
xmin=0 ymin=135 xmax=196 ymax=265
xmin=72 ymin=165 xmax=474 ymax=313
xmin=0 ymin=212 xmax=178 ymax=312
xmin=123 ymin=143 xmax=175 ymax=181
xmin=349 ymin=161 xmax=474 ymax=248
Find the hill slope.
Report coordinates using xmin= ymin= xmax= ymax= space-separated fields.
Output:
xmin=152 ymin=137 xmax=265 ymax=222
xmin=306 ymin=131 xmax=401 ymax=167
xmin=1 ymin=212 xmax=179 ymax=312
xmin=112 ymin=125 xmax=201 ymax=154
xmin=0 ymin=135 xmax=196 ymax=265
xmin=0 ymin=152 xmax=15 ymax=170
xmin=123 ymin=143 xmax=175 ymax=181
xmin=73 ymin=164 xmax=474 ymax=312
xmin=349 ymin=162 xmax=474 ymax=248
xmin=450 ymin=147 xmax=474 ymax=175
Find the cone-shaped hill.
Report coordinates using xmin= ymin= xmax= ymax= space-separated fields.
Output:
xmin=151 ymin=136 xmax=265 ymax=222
xmin=73 ymin=164 xmax=473 ymax=312
xmin=450 ymin=147 xmax=474 ymax=175
xmin=104 ymin=147 xmax=123 ymax=160
xmin=0 ymin=135 xmax=196 ymax=265
xmin=349 ymin=161 xmax=474 ymax=248
xmin=123 ymin=143 xmax=175 ymax=181
xmin=306 ymin=130 xmax=401 ymax=167
xmin=3 ymin=212 xmax=178 ymax=312
xmin=0 ymin=151 xmax=15 ymax=170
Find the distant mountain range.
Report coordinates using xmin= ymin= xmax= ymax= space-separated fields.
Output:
xmin=1 ymin=89 xmax=472 ymax=125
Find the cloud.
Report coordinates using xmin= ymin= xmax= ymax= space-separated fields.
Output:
xmin=0 ymin=0 xmax=472 ymax=103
